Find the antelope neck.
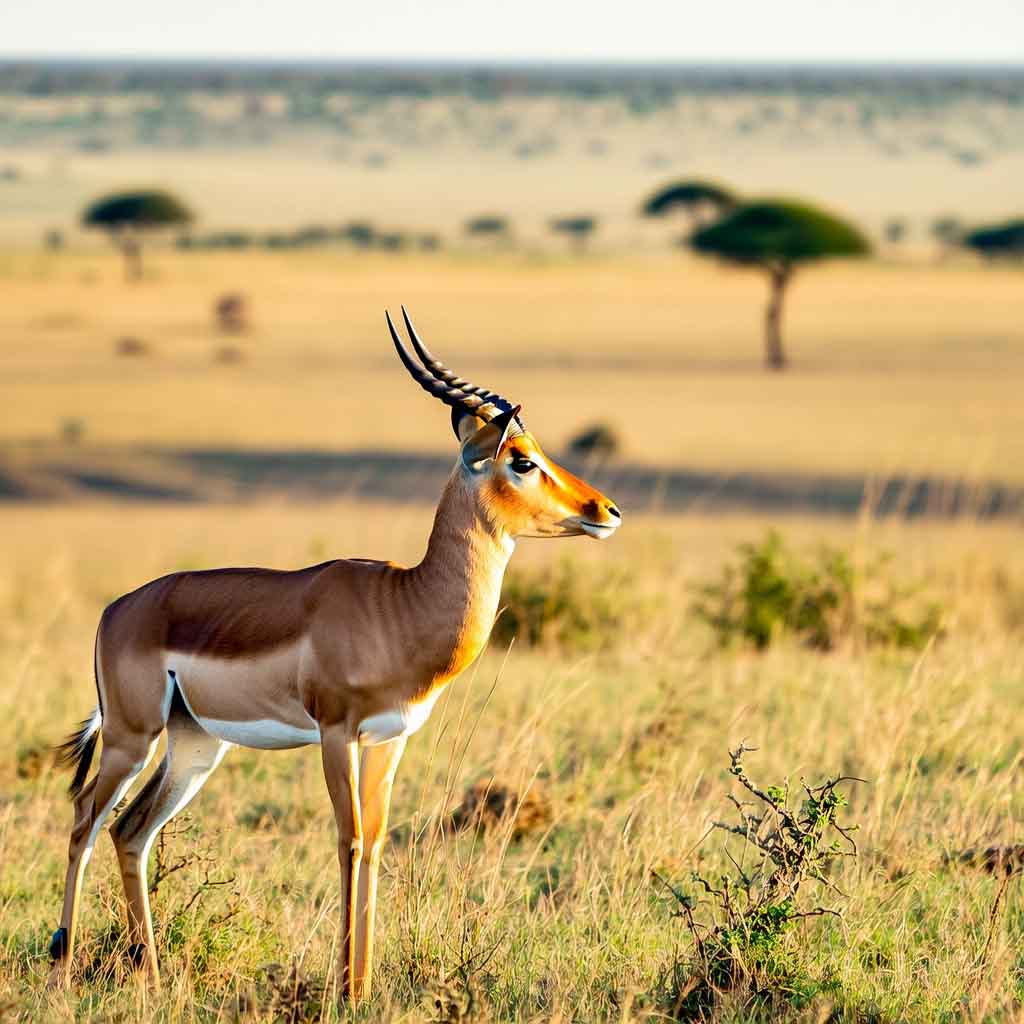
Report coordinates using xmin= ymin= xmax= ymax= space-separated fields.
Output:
xmin=408 ymin=474 xmax=515 ymax=638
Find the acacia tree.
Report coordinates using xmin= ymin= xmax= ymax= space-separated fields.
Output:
xmin=642 ymin=179 xmax=737 ymax=231
xmin=691 ymin=200 xmax=869 ymax=370
xmin=550 ymin=215 xmax=597 ymax=252
xmin=82 ymin=189 xmax=193 ymax=280
xmin=464 ymin=214 xmax=510 ymax=246
xmin=962 ymin=219 xmax=1024 ymax=261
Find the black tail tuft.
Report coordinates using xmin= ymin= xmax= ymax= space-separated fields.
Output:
xmin=55 ymin=711 xmax=101 ymax=798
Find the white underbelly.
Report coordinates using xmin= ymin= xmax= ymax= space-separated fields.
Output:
xmin=165 ymin=649 xmax=447 ymax=750
xmin=166 ymin=654 xmax=321 ymax=750
xmin=191 ymin=714 xmax=321 ymax=750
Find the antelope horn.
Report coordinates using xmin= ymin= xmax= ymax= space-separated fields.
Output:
xmin=402 ymin=306 xmax=492 ymax=400
xmin=386 ymin=310 xmax=525 ymax=435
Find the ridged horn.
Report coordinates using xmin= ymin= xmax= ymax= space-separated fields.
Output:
xmin=387 ymin=309 xmax=525 ymax=438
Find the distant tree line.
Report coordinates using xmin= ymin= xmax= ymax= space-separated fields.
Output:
xmin=72 ymin=183 xmax=1020 ymax=377
xmin=7 ymin=62 xmax=1020 ymax=106
xmin=177 ymin=222 xmax=441 ymax=253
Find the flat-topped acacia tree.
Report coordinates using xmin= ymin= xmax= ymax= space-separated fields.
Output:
xmin=691 ymin=200 xmax=870 ymax=370
xmin=642 ymin=179 xmax=737 ymax=231
xmin=550 ymin=215 xmax=597 ymax=252
xmin=82 ymin=190 xmax=193 ymax=281
xmin=962 ymin=218 xmax=1024 ymax=261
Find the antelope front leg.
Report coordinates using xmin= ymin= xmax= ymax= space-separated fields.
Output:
xmin=321 ymin=727 xmax=363 ymax=1004
xmin=352 ymin=736 xmax=407 ymax=1001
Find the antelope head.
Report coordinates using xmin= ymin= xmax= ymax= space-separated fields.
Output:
xmin=387 ymin=308 xmax=622 ymax=541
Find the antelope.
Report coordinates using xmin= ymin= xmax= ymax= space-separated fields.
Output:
xmin=48 ymin=309 xmax=621 ymax=1003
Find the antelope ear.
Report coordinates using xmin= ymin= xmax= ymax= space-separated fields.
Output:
xmin=460 ymin=406 xmax=522 ymax=471
xmin=452 ymin=407 xmax=486 ymax=442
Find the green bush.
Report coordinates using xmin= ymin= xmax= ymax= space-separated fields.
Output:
xmin=654 ymin=745 xmax=857 ymax=1019
xmin=492 ymin=559 xmax=634 ymax=653
xmin=693 ymin=532 xmax=942 ymax=651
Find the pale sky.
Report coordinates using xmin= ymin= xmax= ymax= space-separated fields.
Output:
xmin=4 ymin=0 xmax=1023 ymax=63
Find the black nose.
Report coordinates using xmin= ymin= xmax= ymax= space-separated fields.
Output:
xmin=607 ymin=505 xmax=621 ymax=519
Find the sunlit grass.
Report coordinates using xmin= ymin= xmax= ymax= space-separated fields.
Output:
xmin=1 ymin=504 xmax=1022 ymax=1020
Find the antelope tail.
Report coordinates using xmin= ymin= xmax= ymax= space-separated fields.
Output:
xmin=55 ymin=707 xmax=102 ymax=798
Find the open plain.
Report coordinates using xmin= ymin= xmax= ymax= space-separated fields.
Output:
xmin=1 ymin=65 xmax=1023 ymax=1021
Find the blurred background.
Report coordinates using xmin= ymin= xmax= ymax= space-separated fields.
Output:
xmin=0 ymin=4 xmax=1022 ymax=510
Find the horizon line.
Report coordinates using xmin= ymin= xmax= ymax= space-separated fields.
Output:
xmin=1 ymin=55 xmax=1023 ymax=69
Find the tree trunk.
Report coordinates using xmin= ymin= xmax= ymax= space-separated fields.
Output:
xmin=764 ymin=263 xmax=791 ymax=370
xmin=120 ymin=235 xmax=142 ymax=282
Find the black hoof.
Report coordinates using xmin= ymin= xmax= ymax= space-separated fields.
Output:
xmin=49 ymin=927 xmax=68 ymax=961
xmin=127 ymin=943 xmax=147 ymax=968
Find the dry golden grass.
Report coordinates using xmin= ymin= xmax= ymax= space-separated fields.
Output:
xmin=2 ymin=248 xmax=1023 ymax=486
xmin=2 ymin=78 xmax=1022 ymax=1021
xmin=1 ymin=501 xmax=1023 ymax=1020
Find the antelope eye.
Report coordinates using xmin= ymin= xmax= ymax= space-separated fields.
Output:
xmin=510 ymin=456 xmax=536 ymax=475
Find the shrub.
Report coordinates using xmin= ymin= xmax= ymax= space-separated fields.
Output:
xmin=567 ymin=422 xmax=621 ymax=461
xmin=114 ymin=336 xmax=149 ymax=357
xmin=549 ymin=214 xmax=597 ymax=250
xmin=213 ymin=345 xmax=244 ymax=365
xmin=449 ymin=778 xmax=552 ymax=840
xmin=214 ymin=293 xmax=248 ymax=334
xmin=693 ymin=532 xmax=942 ymax=651
xmin=292 ymin=224 xmax=331 ymax=247
xmin=464 ymin=214 xmax=509 ymax=237
xmin=931 ymin=215 xmax=963 ymax=247
xmin=376 ymin=231 xmax=406 ymax=251
xmin=60 ymin=418 xmax=85 ymax=445
xmin=337 ymin=221 xmax=376 ymax=247
xmin=653 ymin=744 xmax=859 ymax=1019
xmin=884 ymin=217 xmax=907 ymax=243
xmin=492 ymin=559 xmax=634 ymax=653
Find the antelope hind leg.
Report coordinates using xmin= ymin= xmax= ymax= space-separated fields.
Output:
xmin=110 ymin=709 xmax=229 ymax=986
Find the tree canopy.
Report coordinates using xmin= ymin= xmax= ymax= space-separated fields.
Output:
xmin=689 ymin=200 xmax=870 ymax=371
xmin=962 ymin=218 xmax=1024 ymax=259
xmin=550 ymin=215 xmax=596 ymax=237
xmin=642 ymin=179 xmax=736 ymax=217
xmin=464 ymin=214 xmax=509 ymax=236
xmin=691 ymin=200 xmax=869 ymax=267
xmin=82 ymin=190 xmax=193 ymax=230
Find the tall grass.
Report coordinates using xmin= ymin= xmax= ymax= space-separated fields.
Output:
xmin=1 ymin=507 xmax=1023 ymax=1020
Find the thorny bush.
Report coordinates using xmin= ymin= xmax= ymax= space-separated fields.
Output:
xmin=654 ymin=743 xmax=861 ymax=1019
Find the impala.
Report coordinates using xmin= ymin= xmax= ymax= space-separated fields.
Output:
xmin=49 ymin=309 xmax=621 ymax=1003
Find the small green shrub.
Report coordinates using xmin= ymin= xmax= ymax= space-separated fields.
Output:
xmin=654 ymin=744 xmax=859 ymax=1019
xmin=693 ymin=532 xmax=942 ymax=651
xmin=492 ymin=560 xmax=634 ymax=653
xmin=567 ymin=421 xmax=621 ymax=461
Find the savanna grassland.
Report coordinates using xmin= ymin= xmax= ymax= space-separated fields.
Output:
xmin=1 ymin=63 xmax=1024 ymax=1022
xmin=2 ymin=249 xmax=1023 ymax=485
xmin=2 ymin=503 xmax=1024 ymax=1021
